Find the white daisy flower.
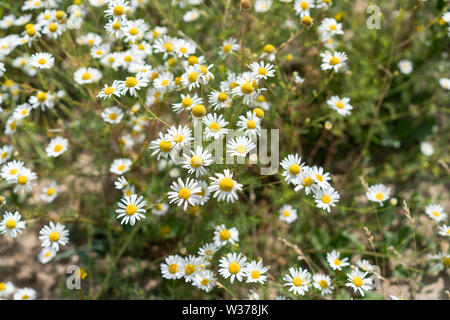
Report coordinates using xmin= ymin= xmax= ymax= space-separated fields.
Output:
xmin=425 ymin=204 xmax=447 ymax=223
xmin=39 ymin=221 xmax=69 ymax=252
xmin=166 ymin=125 xmax=193 ymax=150
xmin=310 ymin=165 xmax=331 ymax=188
xmin=250 ymin=61 xmax=275 ymax=80
xmin=320 ymin=51 xmax=347 ymax=72
xmin=13 ymin=287 xmax=37 ymax=300
xmin=1 ymin=160 xmax=24 ymax=182
xmin=278 ymin=204 xmax=298 ymax=224
xmin=208 ymin=90 xmax=232 ymax=110
xmin=356 ymin=259 xmax=374 ymax=272
xmin=219 ymin=38 xmax=240 ymax=59
xmin=149 ymin=132 xmax=174 ymax=160
xmin=97 ymin=81 xmax=121 ymax=100
xmin=41 ymin=181 xmax=58 ymax=203
xmin=115 ymin=176 xmax=129 ymax=190
xmin=318 ymin=18 xmax=344 ymax=40
xmin=172 ymin=93 xmax=202 ymax=114
xmin=46 ymin=136 xmax=69 ymax=158
xmin=327 ymin=95 xmax=353 ymax=116
xmin=213 ymin=224 xmax=239 ymax=247
xmin=152 ymin=202 xmax=169 ymax=216
xmin=192 ymin=270 xmax=216 ymax=292
xmin=117 ymin=76 xmax=148 ymax=97
xmin=246 ymin=260 xmax=269 ymax=284
xmin=398 ymin=59 xmax=413 ymax=74
xmin=153 ymin=71 xmax=175 ymax=92
xmin=420 ymin=141 xmax=434 ymax=156
xmin=123 ymin=18 xmax=148 ymax=42
xmin=74 ymin=67 xmax=102 ymax=84
xmin=28 ymin=90 xmax=55 ymax=111
xmin=313 ymin=274 xmax=334 ymax=295
xmin=366 ymin=184 xmax=391 ymax=206
xmin=104 ymin=0 xmax=130 ymax=20
xmin=181 ymin=65 xmax=202 ymax=90
xmin=0 ymin=211 xmax=26 ymax=238
xmin=14 ymin=167 xmax=37 ymax=195
xmin=194 ymin=180 xmax=211 ymax=205
xmin=255 ymin=0 xmax=272 ymax=12
xmin=312 ymin=185 xmax=340 ymax=213
xmin=181 ymin=255 xmax=207 ymax=283
xmin=0 ymin=145 xmax=13 ymax=164
xmin=280 ymin=153 xmax=305 ymax=185
xmin=116 ymin=194 xmax=147 ymax=226
xmin=29 ymin=52 xmax=54 ymax=69
xmin=326 ymin=250 xmax=350 ymax=271
xmin=439 ymin=77 xmax=450 ymax=90
xmin=0 ymin=281 xmax=14 ymax=297
xmin=345 ymin=269 xmax=373 ymax=296
xmin=110 ymin=158 xmax=132 ymax=175
xmin=283 ymin=267 xmax=311 ymax=295
xmin=101 ymin=106 xmax=123 ymax=124
xmin=227 ymin=136 xmax=256 ymax=158
xmin=203 ymin=113 xmax=229 ymax=140
xmin=182 ymin=146 xmax=213 ymax=177
xmin=160 ymin=255 xmax=184 ymax=280
xmin=218 ymin=252 xmax=248 ymax=284
xmin=294 ymin=0 xmax=315 ymax=17
xmin=198 ymin=242 xmax=219 ymax=260
xmin=38 ymin=248 xmax=57 ymax=264
xmin=13 ymin=103 xmax=32 ymax=120
xmin=438 ymin=225 xmax=450 ymax=237
xmin=209 ymin=169 xmax=243 ymax=203
xmin=167 ymin=177 xmax=202 ymax=211
xmin=237 ymin=111 xmax=261 ymax=137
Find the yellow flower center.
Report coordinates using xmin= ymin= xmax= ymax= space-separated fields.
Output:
xmin=251 ymin=270 xmax=261 ymax=279
xmin=0 ymin=283 xmax=6 ymax=291
xmin=1 ymin=152 xmax=7 ymax=159
xmin=192 ymin=104 xmax=206 ymax=117
xmin=329 ymin=56 xmax=340 ymax=65
xmin=292 ymin=277 xmax=302 ymax=287
xmin=9 ymin=168 xmax=18 ymax=175
xmin=258 ymin=67 xmax=268 ymax=75
xmin=104 ymin=87 xmax=115 ymax=95
xmin=318 ymin=280 xmax=328 ymax=288
xmin=160 ymin=79 xmax=169 ymax=86
xmin=228 ymin=262 xmax=240 ymax=274
xmin=253 ymin=108 xmax=264 ymax=118
xmin=316 ymin=174 xmax=323 ymax=181
xmin=375 ymin=193 xmax=384 ymax=201
xmin=49 ymin=231 xmax=60 ymax=242
xmin=185 ymin=264 xmax=196 ymax=275
xmin=159 ymin=140 xmax=172 ymax=152
xmin=179 ymin=47 xmax=187 ymax=54
xmin=82 ymin=72 xmax=92 ymax=80
xmin=190 ymin=156 xmax=203 ymax=168
xmin=223 ymin=44 xmax=232 ymax=53
xmin=300 ymin=1 xmax=308 ymax=10
xmin=129 ymin=27 xmax=139 ymax=36
xmin=37 ymin=91 xmax=47 ymax=102
xmin=22 ymin=295 xmax=29 ymax=300
xmin=209 ymin=122 xmax=220 ymax=132
xmin=117 ymin=164 xmax=125 ymax=171
xmin=246 ymin=120 xmax=257 ymax=129
xmin=335 ymin=101 xmax=344 ymax=109
xmin=38 ymin=58 xmax=47 ymax=65
xmin=263 ymin=44 xmax=275 ymax=53
xmin=109 ymin=113 xmax=118 ymax=120
xmin=164 ymin=43 xmax=173 ymax=52
xmin=178 ymin=187 xmax=191 ymax=200
xmin=219 ymin=177 xmax=234 ymax=192
xmin=352 ymin=276 xmax=363 ymax=287
xmin=334 ymin=258 xmax=341 ymax=266
xmin=282 ymin=210 xmax=290 ymax=217
xmin=288 ymin=164 xmax=301 ymax=175
xmin=26 ymin=27 xmax=36 ymax=36
xmin=5 ymin=219 xmax=16 ymax=229
xmin=49 ymin=23 xmax=57 ymax=32
xmin=329 ymin=24 xmax=337 ymax=30
xmin=181 ymin=97 xmax=193 ymax=108
xmin=112 ymin=21 xmax=121 ymax=30
xmin=113 ymin=5 xmax=125 ymax=16
xmin=54 ymin=144 xmax=63 ymax=152
xmin=47 ymin=187 xmax=55 ymax=196
xmin=236 ymin=145 xmax=246 ymax=154
xmin=125 ymin=76 xmax=138 ymax=87
xmin=201 ymin=278 xmax=209 ymax=286
xmin=168 ymin=263 xmax=178 ymax=274
xmin=125 ymin=204 xmax=137 ymax=215
xmin=17 ymin=175 xmax=28 ymax=185
xmin=321 ymin=195 xmax=331 ymax=204
xmin=443 ymin=257 xmax=450 ymax=268
xmin=432 ymin=211 xmax=440 ymax=217
xmin=241 ymin=82 xmax=254 ymax=94
xmin=188 ymin=71 xmax=198 ymax=83
xmin=219 ymin=229 xmax=231 ymax=241
xmin=188 ymin=55 xmax=198 ymax=65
